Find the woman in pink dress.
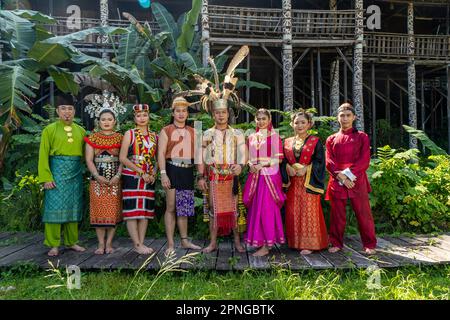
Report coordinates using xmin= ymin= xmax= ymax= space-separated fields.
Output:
xmin=243 ymin=109 xmax=286 ymax=257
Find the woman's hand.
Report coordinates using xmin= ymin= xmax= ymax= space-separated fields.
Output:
xmin=161 ymin=173 xmax=171 ymax=190
xmin=286 ymin=165 xmax=296 ymax=177
xmin=296 ymin=166 xmax=307 ymax=177
xmin=197 ymin=177 xmax=208 ymax=192
xmin=230 ymin=164 xmax=242 ymax=176
xmin=109 ymin=175 xmax=120 ymax=186
xmin=95 ymin=175 xmax=109 ymax=185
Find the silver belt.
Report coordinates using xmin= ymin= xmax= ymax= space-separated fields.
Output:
xmin=94 ymin=156 xmax=119 ymax=163
xmin=167 ymin=160 xmax=193 ymax=168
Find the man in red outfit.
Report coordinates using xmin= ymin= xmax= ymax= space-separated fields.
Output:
xmin=325 ymin=103 xmax=377 ymax=255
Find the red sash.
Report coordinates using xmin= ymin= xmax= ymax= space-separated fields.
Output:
xmin=284 ymin=136 xmax=319 ymax=166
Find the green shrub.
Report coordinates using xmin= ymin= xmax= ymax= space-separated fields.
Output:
xmin=369 ymin=146 xmax=449 ymax=233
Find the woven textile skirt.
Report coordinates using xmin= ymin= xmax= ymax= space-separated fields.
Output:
xmin=43 ymin=156 xmax=83 ymax=224
xmin=122 ymin=173 xmax=155 ymax=220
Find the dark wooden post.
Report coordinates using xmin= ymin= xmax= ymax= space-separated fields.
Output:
xmin=343 ymin=60 xmax=348 ymax=102
xmin=421 ymin=74 xmax=425 ymax=131
xmin=371 ymin=62 xmax=376 ymax=150
xmin=310 ymin=50 xmax=315 ymax=107
xmin=447 ymin=65 xmax=450 ymax=154
xmin=353 ymin=0 xmax=364 ymax=130
xmin=317 ymin=49 xmax=323 ymax=115
xmin=282 ymin=0 xmax=294 ymax=111
xmin=246 ymin=51 xmax=250 ymax=122
xmin=386 ymin=76 xmax=391 ymax=125
xmin=330 ymin=59 xmax=340 ymax=118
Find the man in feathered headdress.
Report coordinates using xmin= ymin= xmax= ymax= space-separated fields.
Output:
xmin=196 ymin=46 xmax=249 ymax=253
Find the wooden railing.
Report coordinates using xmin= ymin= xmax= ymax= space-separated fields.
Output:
xmin=208 ymin=5 xmax=356 ymax=39
xmin=208 ymin=6 xmax=283 ymax=38
xmin=365 ymin=32 xmax=450 ymax=60
xmin=292 ymin=10 xmax=355 ymax=39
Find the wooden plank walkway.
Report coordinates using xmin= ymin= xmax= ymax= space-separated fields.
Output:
xmin=0 ymin=232 xmax=449 ymax=271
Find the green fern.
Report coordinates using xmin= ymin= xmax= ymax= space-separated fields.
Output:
xmin=376 ymin=145 xmax=396 ymax=162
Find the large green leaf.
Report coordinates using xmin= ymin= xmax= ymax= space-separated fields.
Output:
xmin=28 ymin=26 xmax=128 ymax=67
xmin=151 ymin=2 xmax=177 ymax=46
xmin=3 ymin=58 xmax=41 ymax=72
xmin=402 ymin=125 xmax=447 ymax=155
xmin=47 ymin=66 xmax=80 ymax=95
xmin=27 ymin=41 xmax=71 ymax=67
xmin=0 ymin=65 xmax=40 ymax=128
xmin=42 ymin=26 xmax=128 ymax=45
xmin=236 ymin=80 xmax=271 ymax=90
xmin=177 ymin=52 xmax=199 ymax=72
xmin=34 ymin=25 xmax=53 ymax=42
xmin=0 ymin=10 xmax=36 ymax=59
xmin=117 ymin=27 xmax=139 ymax=69
xmin=176 ymin=0 xmax=202 ymax=54
xmin=13 ymin=10 xmax=56 ymax=24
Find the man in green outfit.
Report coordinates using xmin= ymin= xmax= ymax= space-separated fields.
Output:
xmin=38 ymin=93 xmax=87 ymax=256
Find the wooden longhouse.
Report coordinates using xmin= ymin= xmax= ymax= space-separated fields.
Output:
xmin=1 ymin=0 xmax=449 ymax=152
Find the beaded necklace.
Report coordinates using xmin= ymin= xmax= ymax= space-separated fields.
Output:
xmin=134 ymin=128 xmax=155 ymax=173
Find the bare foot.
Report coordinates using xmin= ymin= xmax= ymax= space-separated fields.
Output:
xmin=234 ymin=242 xmax=245 ymax=253
xmin=47 ymin=247 xmax=59 ymax=257
xmin=95 ymin=245 xmax=105 ymax=255
xmin=300 ymin=249 xmax=313 ymax=255
xmin=141 ymin=244 xmax=155 ymax=255
xmin=105 ymin=246 xmax=114 ymax=254
xmin=69 ymin=244 xmax=86 ymax=252
xmin=181 ymin=239 xmax=202 ymax=250
xmin=328 ymin=246 xmax=341 ymax=253
xmin=165 ymin=246 xmax=175 ymax=256
xmin=252 ymin=246 xmax=269 ymax=257
xmin=364 ymin=247 xmax=377 ymax=255
xmin=202 ymin=244 xmax=217 ymax=253
xmin=134 ymin=245 xmax=153 ymax=255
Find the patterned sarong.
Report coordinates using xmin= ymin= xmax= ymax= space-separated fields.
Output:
xmin=43 ymin=156 xmax=83 ymax=223
xmin=176 ymin=190 xmax=195 ymax=217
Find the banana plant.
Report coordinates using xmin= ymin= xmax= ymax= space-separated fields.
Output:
xmin=0 ymin=9 xmax=128 ymax=170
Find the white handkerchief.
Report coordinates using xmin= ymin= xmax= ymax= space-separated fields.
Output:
xmin=342 ymin=168 xmax=356 ymax=181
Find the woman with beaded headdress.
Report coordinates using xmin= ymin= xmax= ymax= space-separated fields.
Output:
xmin=119 ymin=103 xmax=158 ymax=255
xmin=157 ymin=96 xmax=202 ymax=255
xmin=84 ymin=92 xmax=126 ymax=255
xmin=281 ymin=109 xmax=328 ymax=255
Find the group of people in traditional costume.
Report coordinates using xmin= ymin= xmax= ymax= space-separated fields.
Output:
xmin=38 ymin=46 xmax=377 ymax=258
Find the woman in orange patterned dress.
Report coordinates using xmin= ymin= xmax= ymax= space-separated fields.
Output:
xmin=281 ymin=110 xmax=328 ymax=255
xmin=85 ymin=109 xmax=123 ymax=255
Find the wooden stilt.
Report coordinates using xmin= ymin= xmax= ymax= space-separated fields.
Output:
xmin=317 ymin=49 xmax=323 ymax=115
xmin=371 ymin=62 xmax=377 ymax=151
xmin=310 ymin=50 xmax=315 ymax=107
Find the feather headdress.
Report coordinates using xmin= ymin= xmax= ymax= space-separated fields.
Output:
xmin=172 ymin=45 xmax=250 ymax=117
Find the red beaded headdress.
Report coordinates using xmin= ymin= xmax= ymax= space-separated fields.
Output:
xmin=133 ymin=104 xmax=149 ymax=113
